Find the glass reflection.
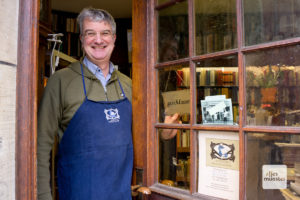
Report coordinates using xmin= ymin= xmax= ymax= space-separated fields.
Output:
xmin=159 ymin=128 xmax=190 ymax=190
xmin=195 ymin=0 xmax=237 ymax=55
xmin=244 ymin=0 xmax=300 ymax=46
xmin=246 ymin=132 xmax=300 ymax=199
xmin=158 ymin=1 xmax=188 ymax=62
xmin=246 ymin=45 xmax=300 ymax=126
xmin=158 ymin=65 xmax=190 ymax=124
xmin=195 ymin=55 xmax=239 ymax=124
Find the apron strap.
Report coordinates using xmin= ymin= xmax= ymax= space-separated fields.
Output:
xmin=117 ymin=79 xmax=126 ymax=98
xmin=81 ymin=63 xmax=126 ymax=99
xmin=80 ymin=64 xmax=87 ymax=98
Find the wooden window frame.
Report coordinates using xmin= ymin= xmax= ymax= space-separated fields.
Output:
xmin=146 ymin=0 xmax=300 ymax=199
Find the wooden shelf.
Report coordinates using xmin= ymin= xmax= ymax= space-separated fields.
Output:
xmin=275 ymin=143 xmax=300 ymax=148
xmin=177 ymin=147 xmax=189 ymax=153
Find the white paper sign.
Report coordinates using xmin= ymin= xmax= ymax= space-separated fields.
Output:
xmin=198 ymin=131 xmax=239 ymax=200
xmin=162 ymin=89 xmax=190 ymax=115
xmin=262 ymin=165 xmax=287 ymax=189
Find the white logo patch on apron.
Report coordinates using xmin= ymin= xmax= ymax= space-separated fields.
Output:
xmin=104 ymin=108 xmax=120 ymax=123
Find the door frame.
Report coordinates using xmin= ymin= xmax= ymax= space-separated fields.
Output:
xmin=16 ymin=0 xmax=39 ymax=199
xmin=16 ymin=0 xmax=149 ymax=199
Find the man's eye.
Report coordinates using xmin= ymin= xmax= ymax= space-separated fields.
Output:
xmin=86 ymin=32 xmax=96 ymax=37
xmin=102 ymin=31 xmax=110 ymax=36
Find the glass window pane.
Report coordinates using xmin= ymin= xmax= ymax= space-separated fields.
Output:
xmin=197 ymin=131 xmax=239 ymax=199
xmin=246 ymin=132 xmax=300 ymax=199
xmin=244 ymin=0 xmax=300 ymax=46
xmin=195 ymin=0 xmax=237 ymax=55
xmin=246 ymin=45 xmax=300 ymax=126
xmin=158 ymin=1 xmax=188 ymax=62
xmin=158 ymin=128 xmax=190 ymax=190
xmin=158 ymin=65 xmax=190 ymax=124
xmin=196 ymin=55 xmax=239 ymax=124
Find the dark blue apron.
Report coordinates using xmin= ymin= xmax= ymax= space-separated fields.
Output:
xmin=57 ymin=64 xmax=133 ymax=200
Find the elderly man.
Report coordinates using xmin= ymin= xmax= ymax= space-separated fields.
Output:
xmin=37 ymin=7 xmax=132 ymax=200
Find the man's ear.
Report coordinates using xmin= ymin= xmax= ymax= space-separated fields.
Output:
xmin=80 ymin=34 xmax=84 ymax=43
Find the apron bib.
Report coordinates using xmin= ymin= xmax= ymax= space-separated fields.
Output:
xmin=57 ymin=65 xmax=133 ymax=200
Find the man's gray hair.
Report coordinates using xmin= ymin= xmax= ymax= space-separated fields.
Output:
xmin=77 ymin=7 xmax=116 ymax=35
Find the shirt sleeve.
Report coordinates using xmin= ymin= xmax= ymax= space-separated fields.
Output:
xmin=37 ymin=74 xmax=62 ymax=200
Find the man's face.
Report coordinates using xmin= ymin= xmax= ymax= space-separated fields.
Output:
xmin=81 ymin=19 xmax=116 ymax=66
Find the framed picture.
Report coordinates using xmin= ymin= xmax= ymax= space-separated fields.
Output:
xmin=198 ymin=131 xmax=239 ymax=200
xmin=201 ymin=95 xmax=233 ymax=125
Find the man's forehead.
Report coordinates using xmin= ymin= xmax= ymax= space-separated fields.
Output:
xmin=83 ymin=19 xmax=111 ymax=27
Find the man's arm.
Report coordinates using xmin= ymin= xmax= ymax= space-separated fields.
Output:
xmin=37 ymin=74 xmax=62 ymax=200
xmin=161 ymin=113 xmax=181 ymax=140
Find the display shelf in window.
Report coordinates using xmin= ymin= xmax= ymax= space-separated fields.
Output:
xmin=192 ymin=67 xmax=239 ymax=124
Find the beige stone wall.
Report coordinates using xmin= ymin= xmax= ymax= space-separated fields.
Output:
xmin=0 ymin=0 xmax=19 ymax=199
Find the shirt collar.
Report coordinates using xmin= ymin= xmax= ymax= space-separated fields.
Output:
xmin=83 ymin=57 xmax=115 ymax=76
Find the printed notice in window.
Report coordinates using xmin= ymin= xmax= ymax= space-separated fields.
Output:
xmin=162 ymin=89 xmax=190 ymax=115
xmin=198 ymin=131 xmax=239 ymax=200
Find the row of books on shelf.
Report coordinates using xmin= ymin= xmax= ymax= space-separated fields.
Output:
xmin=281 ymin=70 xmax=300 ymax=87
xmin=196 ymin=69 xmax=238 ymax=86
xmin=245 ymin=12 xmax=300 ymax=45
xmin=176 ymin=158 xmax=190 ymax=182
xmin=52 ymin=13 xmax=79 ymax=33
xmin=61 ymin=33 xmax=82 ymax=57
xmin=195 ymin=33 xmax=237 ymax=54
xmin=177 ymin=130 xmax=190 ymax=148
xmin=176 ymin=69 xmax=238 ymax=87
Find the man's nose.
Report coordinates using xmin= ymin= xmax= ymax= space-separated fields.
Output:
xmin=94 ymin=33 xmax=103 ymax=42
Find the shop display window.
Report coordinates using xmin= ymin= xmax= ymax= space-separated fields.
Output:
xmin=243 ymin=0 xmax=300 ymax=46
xmin=195 ymin=0 xmax=237 ymax=55
xmin=195 ymin=55 xmax=239 ymax=124
xmin=158 ymin=65 xmax=191 ymax=124
xmin=157 ymin=1 xmax=188 ymax=62
xmin=158 ymin=128 xmax=190 ymax=190
xmin=151 ymin=0 xmax=300 ymax=199
xmin=246 ymin=132 xmax=300 ymax=199
xmin=245 ymin=45 xmax=300 ymax=126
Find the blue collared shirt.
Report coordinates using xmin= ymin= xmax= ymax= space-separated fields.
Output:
xmin=83 ymin=57 xmax=115 ymax=91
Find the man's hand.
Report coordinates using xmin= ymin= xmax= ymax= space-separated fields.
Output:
xmin=161 ymin=113 xmax=181 ymax=140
